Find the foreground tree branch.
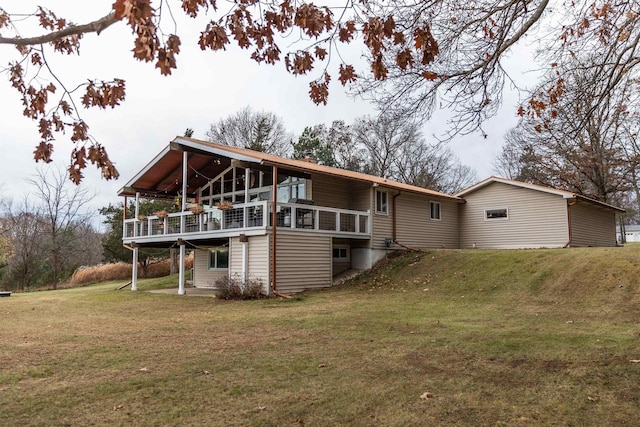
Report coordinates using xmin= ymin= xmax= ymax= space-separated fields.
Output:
xmin=0 ymin=12 xmax=118 ymax=46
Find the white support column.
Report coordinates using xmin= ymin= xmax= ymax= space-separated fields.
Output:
xmin=242 ymin=238 xmax=248 ymax=284
xmin=244 ymin=168 xmax=250 ymax=201
xmin=132 ymin=192 xmax=140 ymax=291
xmin=178 ymin=242 xmax=186 ymax=295
xmin=181 ymin=152 xmax=187 ymax=233
xmin=131 ymin=245 xmax=139 ymax=291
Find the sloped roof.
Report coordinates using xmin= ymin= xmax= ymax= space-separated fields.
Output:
xmin=118 ymin=136 xmax=463 ymax=202
xmin=455 ymin=176 xmax=625 ymax=212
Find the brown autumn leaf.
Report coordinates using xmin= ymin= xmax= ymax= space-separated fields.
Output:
xmin=338 ymin=64 xmax=357 ymax=85
xmin=422 ymin=71 xmax=438 ymax=81
xmin=396 ymin=49 xmax=414 ymax=70
xmin=34 ymin=141 xmax=54 ymax=163
xmin=309 ymin=73 xmax=330 ymax=105
xmin=372 ymin=54 xmax=388 ymax=80
xmin=71 ymin=120 xmax=89 ymax=142
xmin=199 ymin=22 xmax=229 ymax=51
xmin=338 ymin=20 xmax=356 ymax=43
xmin=314 ymin=46 xmax=327 ymax=60
xmin=181 ymin=0 xmax=209 ymax=18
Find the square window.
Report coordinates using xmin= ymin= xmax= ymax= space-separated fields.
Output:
xmin=209 ymin=248 xmax=229 ymax=269
xmin=429 ymin=201 xmax=441 ymax=220
xmin=375 ymin=189 xmax=388 ymax=214
xmin=485 ymin=208 xmax=508 ymax=220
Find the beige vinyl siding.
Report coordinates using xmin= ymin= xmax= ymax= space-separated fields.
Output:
xmin=309 ymin=174 xmax=350 ymax=209
xmin=229 ymin=237 xmax=242 ymax=276
xmin=349 ymin=182 xmax=371 ymax=211
xmin=247 ymin=235 xmax=270 ymax=285
xmin=228 ymin=236 xmax=270 ymax=292
xmin=395 ymin=194 xmax=459 ymax=248
xmin=460 ymin=182 xmax=569 ymax=249
xmin=570 ymin=201 xmax=617 ymax=247
xmin=274 ymin=231 xmax=332 ymax=293
xmin=193 ymin=248 xmax=228 ymax=287
xmin=371 ymin=188 xmax=394 ymax=250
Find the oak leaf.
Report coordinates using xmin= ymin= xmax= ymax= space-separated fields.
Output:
xmin=338 ymin=64 xmax=357 ymax=85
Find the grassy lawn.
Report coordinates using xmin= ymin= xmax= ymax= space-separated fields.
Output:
xmin=1 ymin=246 xmax=639 ymax=426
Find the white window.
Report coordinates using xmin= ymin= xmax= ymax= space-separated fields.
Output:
xmin=208 ymin=248 xmax=229 ymax=269
xmin=485 ymin=208 xmax=509 ymax=221
xmin=375 ymin=189 xmax=388 ymax=214
xmin=332 ymin=246 xmax=350 ymax=261
xmin=429 ymin=201 xmax=441 ymax=220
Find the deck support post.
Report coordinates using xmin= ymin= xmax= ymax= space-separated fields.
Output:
xmin=131 ymin=244 xmax=139 ymax=291
xmin=242 ymin=237 xmax=248 ymax=284
xmin=132 ymin=192 xmax=140 ymax=292
xmin=178 ymin=239 xmax=186 ymax=295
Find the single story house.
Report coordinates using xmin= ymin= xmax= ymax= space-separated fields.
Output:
xmin=455 ymin=177 xmax=624 ymax=249
xmin=119 ymin=138 xmax=624 ymax=295
xmin=118 ymin=136 xmax=464 ymax=295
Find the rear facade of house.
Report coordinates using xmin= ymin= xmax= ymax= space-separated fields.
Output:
xmin=120 ymin=141 xmax=622 ymax=295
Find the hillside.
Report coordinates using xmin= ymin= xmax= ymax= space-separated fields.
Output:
xmin=349 ymin=245 xmax=640 ymax=322
xmin=1 ymin=246 xmax=639 ymax=426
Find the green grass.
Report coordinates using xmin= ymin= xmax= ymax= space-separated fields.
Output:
xmin=1 ymin=246 xmax=640 ymax=426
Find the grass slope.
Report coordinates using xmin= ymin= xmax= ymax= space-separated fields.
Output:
xmin=1 ymin=246 xmax=639 ymax=426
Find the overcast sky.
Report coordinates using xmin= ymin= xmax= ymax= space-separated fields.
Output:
xmin=0 ymin=1 xmax=532 ymax=227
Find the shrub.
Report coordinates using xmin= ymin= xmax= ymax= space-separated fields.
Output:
xmin=214 ymin=275 xmax=266 ymax=300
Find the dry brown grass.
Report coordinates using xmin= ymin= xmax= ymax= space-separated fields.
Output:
xmin=67 ymin=254 xmax=194 ymax=286
xmin=2 ymin=246 xmax=640 ymax=426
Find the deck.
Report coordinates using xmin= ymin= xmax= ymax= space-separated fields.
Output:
xmin=123 ymin=200 xmax=371 ymax=244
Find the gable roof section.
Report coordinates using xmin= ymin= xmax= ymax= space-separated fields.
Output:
xmin=455 ymin=176 xmax=625 ymax=212
xmin=119 ymin=136 xmax=463 ymax=202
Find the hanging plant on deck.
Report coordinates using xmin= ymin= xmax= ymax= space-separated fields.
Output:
xmin=215 ymin=200 xmax=233 ymax=211
xmin=154 ymin=210 xmax=169 ymax=218
xmin=189 ymin=205 xmax=205 ymax=215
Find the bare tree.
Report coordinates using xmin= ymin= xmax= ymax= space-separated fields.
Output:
xmin=206 ymin=107 xmax=292 ymax=156
xmin=494 ymin=65 xmax=638 ymax=205
xmin=27 ymin=167 xmax=95 ymax=289
xmin=353 ymin=114 xmax=476 ymax=192
xmin=354 ymin=113 xmax=419 ymax=179
xmin=1 ymin=198 xmax=47 ymax=291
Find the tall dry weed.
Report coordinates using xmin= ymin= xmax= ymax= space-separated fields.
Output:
xmin=68 ymin=254 xmax=194 ymax=286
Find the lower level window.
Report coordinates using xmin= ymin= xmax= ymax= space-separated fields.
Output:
xmin=209 ymin=248 xmax=229 ymax=269
xmin=332 ymin=246 xmax=349 ymax=261
xmin=485 ymin=208 xmax=508 ymax=220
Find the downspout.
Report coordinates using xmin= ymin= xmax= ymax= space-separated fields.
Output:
xmin=270 ymin=165 xmax=292 ymax=299
xmin=563 ymin=199 xmax=578 ymax=248
xmin=392 ymin=191 xmax=419 ymax=252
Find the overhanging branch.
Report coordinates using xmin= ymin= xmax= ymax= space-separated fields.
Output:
xmin=0 ymin=11 xmax=119 ymax=46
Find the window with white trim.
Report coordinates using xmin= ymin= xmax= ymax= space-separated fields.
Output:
xmin=485 ymin=208 xmax=508 ymax=220
xmin=375 ymin=189 xmax=388 ymax=214
xmin=208 ymin=248 xmax=229 ymax=269
xmin=429 ymin=201 xmax=441 ymax=220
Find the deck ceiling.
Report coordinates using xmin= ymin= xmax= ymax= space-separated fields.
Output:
xmin=120 ymin=149 xmax=232 ymax=198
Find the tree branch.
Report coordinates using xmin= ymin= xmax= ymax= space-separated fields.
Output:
xmin=0 ymin=11 xmax=119 ymax=46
